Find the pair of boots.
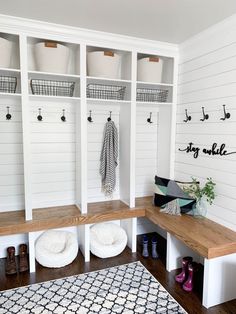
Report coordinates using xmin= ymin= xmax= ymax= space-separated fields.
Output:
xmin=5 ymin=244 xmax=29 ymax=275
xmin=142 ymin=235 xmax=159 ymax=259
xmin=175 ymin=256 xmax=199 ymax=292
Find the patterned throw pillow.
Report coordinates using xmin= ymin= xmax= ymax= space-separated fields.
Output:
xmin=153 ymin=176 xmax=197 ymax=214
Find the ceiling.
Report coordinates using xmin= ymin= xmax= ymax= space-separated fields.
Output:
xmin=1 ymin=0 xmax=236 ymax=43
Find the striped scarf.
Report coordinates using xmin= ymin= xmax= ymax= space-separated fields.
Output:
xmin=100 ymin=120 xmax=118 ymax=196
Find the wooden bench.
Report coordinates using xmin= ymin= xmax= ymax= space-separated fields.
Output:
xmin=136 ymin=196 xmax=236 ymax=309
xmin=0 ymin=197 xmax=235 ymax=308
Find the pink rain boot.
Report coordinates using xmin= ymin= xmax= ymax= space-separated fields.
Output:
xmin=175 ymin=256 xmax=193 ymax=283
xmin=183 ymin=262 xmax=199 ymax=292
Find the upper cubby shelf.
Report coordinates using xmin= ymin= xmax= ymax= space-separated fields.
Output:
xmin=137 ymin=53 xmax=174 ymax=85
xmin=27 ymin=37 xmax=80 ymax=76
xmin=86 ymin=46 xmax=132 ymax=81
xmin=0 ymin=33 xmax=20 ymax=70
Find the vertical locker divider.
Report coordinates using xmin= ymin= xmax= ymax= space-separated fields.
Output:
xmin=77 ymin=43 xmax=90 ymax=261
xmin=120 ymin=50 xmax=137 ymax=253
xmin=19 ymin=34 xmax=35 ymax=271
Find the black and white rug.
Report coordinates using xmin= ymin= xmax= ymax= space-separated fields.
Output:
xmin=0 ymin=262 xmax=187 ymax=313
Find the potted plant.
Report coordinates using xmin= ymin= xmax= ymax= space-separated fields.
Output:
xmin=183 ymin=177 xmax=216 ymax=217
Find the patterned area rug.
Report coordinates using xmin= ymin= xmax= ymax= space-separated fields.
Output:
xmin=0 ymin=261 xmax=187 ymax=313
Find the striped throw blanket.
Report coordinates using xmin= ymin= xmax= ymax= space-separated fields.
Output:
xmin=100 ymin=120 xmax=118 ymax=196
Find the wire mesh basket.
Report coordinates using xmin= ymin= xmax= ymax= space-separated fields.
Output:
xmin=87 ymin=83 xmax=126 ymax=100
xmin=0 ymin=76 xmax=17 ymax=93
xmin=30 ymin=79 xmax=75 ymax=97
xmin=136 ymin=87 xmax=169 ymax=102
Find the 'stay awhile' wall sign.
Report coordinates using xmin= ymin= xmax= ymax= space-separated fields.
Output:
xmin=179 ymin=142 xmax=236 ymax=159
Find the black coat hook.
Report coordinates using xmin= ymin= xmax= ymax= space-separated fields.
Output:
xmin=87 ymin=110 xmax=93 ymax=123
xmin=147 ymin=112 xmax=153 ymax=123
xmin=61 ymin=109 xmax=66 ymax=122
xmin=183 ymin=109 xmax=191 ymax=122
xmin=220 ymin=104 xmax=231 ymax=121
xmin=107 ymin=111 xmax=112 ymax=121
xmin=6 ymin=106 xmax=12 ymax=120
xmin=37 ymin=108 xmax=43 ymax=121
xmin=200 ymin=107 xmax=209 ymax=121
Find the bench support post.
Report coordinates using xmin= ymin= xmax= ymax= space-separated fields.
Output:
xmin=203 ymin=254 xmax=236 ymax=308
xmin=166 ymin=233 xmax=201 ymax=272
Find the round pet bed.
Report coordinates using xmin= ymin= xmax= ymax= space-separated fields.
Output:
xmin=90 ymin=222 xmax=127 ymax=258
xmin=35 ymin=229 xmax=78 ymax=268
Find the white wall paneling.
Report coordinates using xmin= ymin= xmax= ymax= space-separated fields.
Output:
xmin=30 ymin=100 xmax=77 ymax=208
xmin=177 ymin=17 xmax=236 ymax=231
xmin=87 ymin=106 xmax=120 ymax=203
xmin=0 ymin=100 xmax=24 ymax=211
xmin=135 ymin=107 xmax=159 ymax=197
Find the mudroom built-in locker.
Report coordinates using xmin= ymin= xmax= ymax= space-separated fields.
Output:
xmin=0 ymin=20 xmax=177 ymax=269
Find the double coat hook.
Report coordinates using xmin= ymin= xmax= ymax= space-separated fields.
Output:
xmin=61 ymin=109 xmax=66 ymax=122
xmin=147 ymin=112 xmax=153 ymax=123
xmin=87 ymin=110 xmax=93 ymax=122
xmin=220 ymin=104 xmax=231 ymax=121
xmin=107 ymin=111 xmax=112 ymax=121
xmin=183 ymin=109 xmax=191 ymax=123
xmin=37 ymin=108 xmax=42 ymax=121
xmin=200 ymin=107 xmax=209 ymax=121
xmin=6 ymin=106 xmax=11 ymax=120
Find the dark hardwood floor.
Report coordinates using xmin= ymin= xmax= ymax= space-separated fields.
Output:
xmin=0 ymin=233 xmax=235 ymax=314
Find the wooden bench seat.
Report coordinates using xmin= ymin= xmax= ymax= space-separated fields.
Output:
xmin=0 ymin=201 xmax=145 ymax=236
xmin=136 ymin=196 xmax=236 ymax=259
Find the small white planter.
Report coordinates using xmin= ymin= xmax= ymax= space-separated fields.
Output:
xmin=34 ymin=42 xmax=69 ymax=74
xmin=0 ymin=37 xmax=13 ymax=68
xmin=137 ymin=56 xmax=163 ymax=83
xmin=87 ymin=51 xmax=121 ymax=79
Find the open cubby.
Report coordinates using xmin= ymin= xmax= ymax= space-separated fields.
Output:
xmin=27 ymin=37 xmax=80 ymax=76
xmin=87 ymin=46 xmax=132 ymax=81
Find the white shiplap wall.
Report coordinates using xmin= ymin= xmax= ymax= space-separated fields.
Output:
xmin=87 ymin=106 xmax=120 ymax=203
xmin=176 ymin=16 xmax=236 ymax=231
xmin=136 ymin=108 xmax=161 ymax=235
xmin=31 ymin=101 xmax=77 ymax=208
xmin=0 ymin=100 xmax=25 ymax=211
xmin=135 ymin=109 xmax=158 ymax=197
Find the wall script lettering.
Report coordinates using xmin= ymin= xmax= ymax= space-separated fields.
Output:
xmin=178 ymin=142 xmax=236 ymax=159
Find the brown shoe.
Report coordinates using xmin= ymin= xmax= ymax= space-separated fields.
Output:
xmin=19 ymin=244 xmax=29 ymax=273
xmin=5 ymin=246 xmax=17 ymax=275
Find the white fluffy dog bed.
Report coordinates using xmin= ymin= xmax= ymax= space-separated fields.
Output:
xmin=90 ymin=223 xmax=127 ymax=258
xmin=35 ymin=230 xmax=78 ymax=268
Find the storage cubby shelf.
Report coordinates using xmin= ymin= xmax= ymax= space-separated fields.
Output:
xmin=28 ymin=70 xmax=80 ymax=80
xmin=137 ymin=81 xmax=173 ymax=87
xmin=0 ymin=201 xmax=145 ymax=237
xmin=29 ymin=94 xmax=80 ymax=102
xmin=87 ymin=98 xmax=131 ymax=105
xmin=136 ymin=101 xmax=172 ymax=106
xmin=87 ymin=76 xmax=131 ymax=84
xmin=0 ymin=92 xmax=21 ymax=98
xmin=0 ymin=67 xmax=21 ymax=74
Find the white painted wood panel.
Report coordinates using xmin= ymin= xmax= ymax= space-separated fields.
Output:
xmin=31 ymin=102 xmax=77 ymax=208
xmin=177 ymin=19 xmax=236 ymax=230
xmin=135 ymin=110 xmax=158 ymax=197
xmin=0 ymin=102 xmax=24 ymax=211
xmin=87 ymin=107 xmax=120 ymax=202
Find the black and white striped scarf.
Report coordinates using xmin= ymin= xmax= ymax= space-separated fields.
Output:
xmin=100 ymin=120 xmax=118 ymax=196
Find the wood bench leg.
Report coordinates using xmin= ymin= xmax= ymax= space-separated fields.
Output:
xmin=166 ymin=233 xmax=200 ymax=272
xmin=28 ymin=232 xmax=36 ymax=273
xmin=203 ymin=254 xmax=236 ymax=308
xmin=78 ymin=225 xmax=90 ymax=262
xmin=121 ymin=218 xmax=137 ymax=252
